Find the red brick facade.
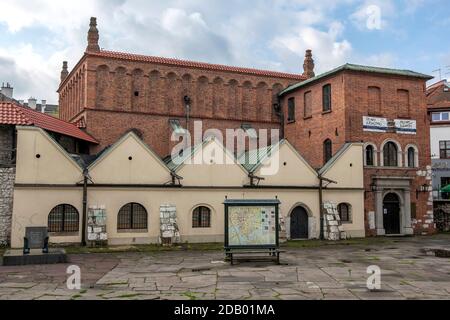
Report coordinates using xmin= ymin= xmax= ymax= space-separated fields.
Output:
xmin=57 ymin=18 xmax=305 ymax=156
xmin=281 ymin=69 xmax=434 ymax=235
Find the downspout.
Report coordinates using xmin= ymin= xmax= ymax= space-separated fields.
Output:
xmin=81 ymin=168 xmax=88 ymax=246
xmin=274 ymin=95 xmax=284 ymax=140
xmin=318 ymin=174 xmax=324 ymax=240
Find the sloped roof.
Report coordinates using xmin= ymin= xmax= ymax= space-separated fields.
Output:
xmin=87 ymin=50 xmax=306 ymax=81
xmin=318 ymin=143 xmax=353 ymax=176
xmin=280 ymin=63 xmax=433 ymax=96
xmin=238 ymin=142 xmax=280 ymax=173
xmin=0 ymin=102 xmax=98 ymax=144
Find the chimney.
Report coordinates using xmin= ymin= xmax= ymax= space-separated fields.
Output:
xmin=28 ymin=97 xmax=37 ymax=110
xmin=302 ymin=49 xmax=315 ymax=79
xmin=86 ymin=17 xmax=100 ymax=52
xmin=1 ymin=82 xmax=13 ymax=99
xmin=60 ymin=61 xmax=69 ymax=83
xmin=41 ymin=100 xmax=47 ymax=113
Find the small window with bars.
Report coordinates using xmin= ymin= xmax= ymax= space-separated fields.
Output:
xmin=322 ymin=84 xmax=332 ymax=112
xmin=48 ymin=204 xmax=79 ymax=233
xmin=337 ymin=203 xmax=351 ymax=223
xmin=287 ymin=97 xmax=296 ymax=122
xmin=117 ymin=203 xmax=148 ymax=230
xmin=192 ymin=206 xmax=211 ymax=228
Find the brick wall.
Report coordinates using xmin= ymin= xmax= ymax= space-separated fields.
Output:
xmin=60 ymin=54 xmax=300 ymax=154
xmin=282 ymin=70 xmax=434 ymax=235
xmin=0 ymin=125 xmax=14 ymax=166
xmin=85 ymin=109 xmax=280 ymax=157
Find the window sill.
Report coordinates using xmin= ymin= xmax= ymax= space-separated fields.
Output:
xmin=49 ymin=232 xmax=79 ymax=237
xmin=340 ymin=221 xmax=352 ymax=224
xmin=287 ymin=120 xmax=296 ymax=124
xmin=322 ymin=110 xmax=332 ymax=115
xmin=303 ymin=116 xmax=312 ymax=120
xmin=117 ymin=229 xmax=148 ymax=234
xmin=192 ymin=227 xmax=212 ymax=229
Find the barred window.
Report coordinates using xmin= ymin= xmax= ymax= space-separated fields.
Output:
xmin=287 ymin=98 xmax=296 ymax=122
xmin=407 ymin=147 xmax=416 ymax=168
xmin=117 ymin=203 xmax=148 ymax=230
xmin=383 ymin=142 xmax=398 ymax=167
xmin=323 ymin=139 xmax=333 ymax=164
xmin=338 ymin=203 xmax=351 ymax=223
xmin=366 ymin=145 xmax=374 ymax=166
xmin=322 ymin=84 xmax=332 ymax=112
xmin=192 ymin=206 xmax=211 ymax=228
xmin=48 ymin=204 xmax=79 ymax=233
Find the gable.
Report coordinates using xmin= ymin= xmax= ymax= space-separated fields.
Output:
xmin=15 ymin=127 xmax=83 ymax=184
xmin=320 ymin=144 xmax=364 ymax=189
xmin=88 ymin=133 xmax=171 ymax=184
xmin=177 ymin=139 xmax=248 ymax=187
xmin=253 ymin=141 xmax=319 ymax=186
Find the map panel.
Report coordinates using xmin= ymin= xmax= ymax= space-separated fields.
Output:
xmin=228 ymin=206 xmax=276 ymax=246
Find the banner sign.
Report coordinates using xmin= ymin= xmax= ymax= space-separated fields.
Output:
xmin=363 ymin=116 xmax=388 ymax=132
xmin=395 ymin=119 xmax=416 ymax=135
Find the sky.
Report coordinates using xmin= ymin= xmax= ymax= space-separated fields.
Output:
xmin=0 ymin=0 xmax=449 ymax=104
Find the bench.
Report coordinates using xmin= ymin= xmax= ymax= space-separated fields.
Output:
xmin=225 ymin=248 xmax=284 ymax=265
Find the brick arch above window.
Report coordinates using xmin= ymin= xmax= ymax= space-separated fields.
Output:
xmin=380 ymin=139 xmax=403 ymax=167
xmin=364 ymin=142 xmax=378 ymax=166
xmin=405 ymin=144 xmax=419 ymax=168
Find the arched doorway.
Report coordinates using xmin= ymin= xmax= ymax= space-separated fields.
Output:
xmin=290 ymin=206 xmax=309 ymax=239
xmin=383 ymin=193 xmax=400 ymax=234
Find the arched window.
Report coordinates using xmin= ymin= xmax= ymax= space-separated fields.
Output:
xmin=192 ymin=206 xmax=211 ymax=228
xmin=118 ymin=203 xmax=148 ymax=230
xmin=323 ymin=139 xmax=332 ymax=164
xmin=365 ymin=145 xmax=375 ymax=166
xmin=383 ymin=142 xmax=398 ymax=167
xmin=407 ymin=147 xmax=416 ymax=168
xmin=337 ymin=203 xmax=351 ymax=223
xmin=48 ymin=204 xmax=79 ymax=233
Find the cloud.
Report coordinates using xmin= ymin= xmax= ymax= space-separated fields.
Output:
xmin=0 ymin=0 xmax=404 ymax=104
xmin=271 ymin=22 xmax=352 ymax=73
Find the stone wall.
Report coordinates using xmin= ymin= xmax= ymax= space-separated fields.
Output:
xmin=0 ymin=125 xmax=14 ymax=166
xmin=0 ymin=168 xmax=15 ymax=246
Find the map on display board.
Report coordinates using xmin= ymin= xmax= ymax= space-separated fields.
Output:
xmin=225 ymin=200 xmax=279 ymax=248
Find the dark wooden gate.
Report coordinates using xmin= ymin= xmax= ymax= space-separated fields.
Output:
xmin=383 ymin=193 xmax=400 ymax=234
xmin=290 ymin=206 xmax=308 ymax=239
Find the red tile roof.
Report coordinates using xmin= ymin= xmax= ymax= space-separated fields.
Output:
xmin=88 ymin=50 xmax=306 ymax=80
xmin=0 ymin=102 xmax=98 ymax=144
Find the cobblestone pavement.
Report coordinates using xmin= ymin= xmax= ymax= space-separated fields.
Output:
xmin=0 ymin=235 xmax=449 ymax=300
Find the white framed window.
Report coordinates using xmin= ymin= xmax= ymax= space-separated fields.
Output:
xmin=432 ymin=112 xmax=450 ymax=122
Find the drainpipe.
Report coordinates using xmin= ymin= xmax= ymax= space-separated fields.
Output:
xmin=318 ymin=175 xmax=324 ymax=240
xmin=275 ymin=96 xmax=284 ymax=140
xmin=81 ymin=168 xmax=88 ymax=246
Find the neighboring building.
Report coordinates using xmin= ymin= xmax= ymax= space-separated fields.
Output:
xmin=279 ymin=64 xmax=434 ymax=236
xmin=57 ymin=17 xmax=308 ymax=156
xmin=21 ymin=98 xmax=59 ymax=118
xmin=10 ymin=126 xmax=365 ymax=247
xmin=1 ymin=82 xmax=59 ymax=117
xmin=427 ymin=79 xmax=450 ymax=231
xmin=0 ymin=101 xmax=98 ymax=245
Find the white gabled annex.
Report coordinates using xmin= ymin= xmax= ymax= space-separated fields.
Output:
xmin=244 ymin=139 xmax=319 ymax=186
xmin=88 ymin=131 xmax=172 ymax=185
xmin=15 ymin=126 xmax=83 ymax=185
xmin=168 ymin=137 xmax=249 ymax=187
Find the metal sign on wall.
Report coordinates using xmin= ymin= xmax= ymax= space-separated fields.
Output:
xmin=363 ymin=116 xmax=388 ymax=132
xmin=394 ymin=119 xmax=417 ymax=135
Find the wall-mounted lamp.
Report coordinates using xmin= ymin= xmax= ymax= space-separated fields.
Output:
xmin=416 ymin=183 xmax=429 ymax=199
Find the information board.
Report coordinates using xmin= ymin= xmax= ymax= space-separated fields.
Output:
xmin=224 ymin=199 xmax=280 ymax=249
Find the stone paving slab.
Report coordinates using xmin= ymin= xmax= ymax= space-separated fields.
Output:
xmin=0 ymin=236 xmax=449 ymax=300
